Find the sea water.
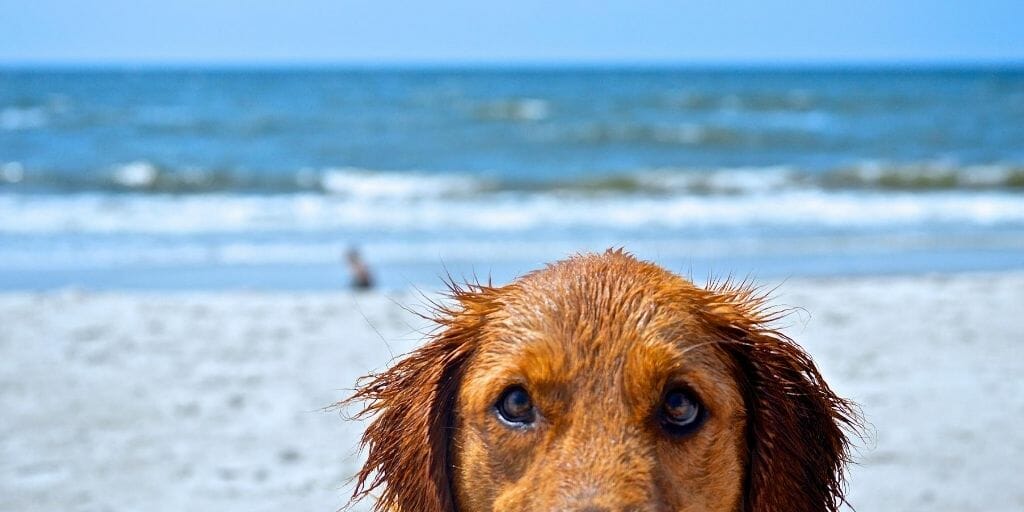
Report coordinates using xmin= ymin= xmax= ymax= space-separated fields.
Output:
xmin=2 ymin=67 xmax=1023 ymax=289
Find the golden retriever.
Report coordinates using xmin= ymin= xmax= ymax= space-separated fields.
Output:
xmin=343 ymin=250 xmax=858 ymax=511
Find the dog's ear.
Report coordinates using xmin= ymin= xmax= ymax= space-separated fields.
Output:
xmin=699 ymin=283 xmax=860 ymax=512
xmin=341 ymin=283 xmax=500 ymax=512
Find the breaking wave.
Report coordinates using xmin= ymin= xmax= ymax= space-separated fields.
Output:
xmin=2 ymin=186 xmax=1022 ymax=235
xmin=2 ymin=161 xmax=1023 ymax=197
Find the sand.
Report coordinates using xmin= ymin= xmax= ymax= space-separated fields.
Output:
xmin=1 ymin=272 xmax=1023 ymax=511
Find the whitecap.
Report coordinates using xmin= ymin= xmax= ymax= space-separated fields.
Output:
xmin=636 ymin=166 xmax=799 ymax=194
xmin=318 ymin=167 xmax=480 ymax=199
xmin=1 ymin=162 xmax=25 ymax=183
xmin=111 ymin=161 xmax=160 ymax=188
xmin=2 ymin=188 xmax=1024 ymax=236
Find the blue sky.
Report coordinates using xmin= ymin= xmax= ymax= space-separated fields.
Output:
xmin=2 ymin=0 xmax=1023 ymax=65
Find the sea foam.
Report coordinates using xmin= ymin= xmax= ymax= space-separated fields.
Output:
xmin=2 ymin=188 xmax=1022 ymax=235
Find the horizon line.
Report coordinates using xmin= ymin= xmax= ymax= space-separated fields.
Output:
xmin=2 ymin=57 xmax=1024 ymax=71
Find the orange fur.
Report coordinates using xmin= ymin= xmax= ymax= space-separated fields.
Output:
xmin=343 ymin=250 xmax=859 ymax=511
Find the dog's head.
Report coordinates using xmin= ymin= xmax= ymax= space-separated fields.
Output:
xmin=344 ymin=251 xmax=858 ymax=512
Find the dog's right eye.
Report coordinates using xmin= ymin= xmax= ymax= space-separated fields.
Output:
xmin=495 ymin=386 xmax=536 ymax=426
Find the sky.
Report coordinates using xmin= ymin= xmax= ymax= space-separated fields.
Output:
xmin=2 ymin=0 xmax=1023 ymax=65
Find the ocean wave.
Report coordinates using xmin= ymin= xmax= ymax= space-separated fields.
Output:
xmin=132 ymin=106 xmax=290 ymax=136
xmin=473 ymin=98 xmax=550 ymax=121
xmin=0 ymin=162 xmax=25 ymax=184
xmin=105 ymin=162 xmax=245 ymax=192
xmin=414 ymin=163 xmax=1024 ymax=196
xmin=3 ymin=161 xmax=1024 ymax=198
xmin=560 ymin=122 xmax=732 ymax=146
xmin=111 ymin=161 xmax=160 ymax=188
xmin=0 ymin=106 xmax=48 ymax=130
xmin=556 ymin=121 xmax=822 ymax=148
xmin=660 ymin=89 xmax=925 ymax=114
xmin=0 ymin=95 xmax=72 ymax=131
xmin=630 ymin=163 xmax=1024 ymax=194
xmin=318 ymin=167 xmax=482 ymax=198
xmin=665 ymin=90 xmax=817 ymax=112
xmin=821 ymin=162 xmax=1024 ymax=190
xmin=2 ymin=188 xmax=1022 ymax=235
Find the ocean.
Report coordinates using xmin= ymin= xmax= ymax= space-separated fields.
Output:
xmin=2 ymin=67 xmax=1023 ymax=290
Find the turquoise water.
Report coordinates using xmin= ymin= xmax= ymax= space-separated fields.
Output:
xmin=2 ymin=67 xmax=1023 ymax=289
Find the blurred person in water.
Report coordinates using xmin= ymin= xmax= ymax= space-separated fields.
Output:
xmin=345 ymin=248 xmax=374 ymax=290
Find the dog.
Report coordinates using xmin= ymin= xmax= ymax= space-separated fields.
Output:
xmin=343 ymin=250 xmax=858 ymax=511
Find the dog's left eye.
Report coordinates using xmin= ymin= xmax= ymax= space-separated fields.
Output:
xmin=495 ymin=386 xmax=536 ymax=426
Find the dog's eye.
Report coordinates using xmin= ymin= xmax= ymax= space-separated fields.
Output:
xmin=661 ymin=389 xmax=704 ymax=434
xmin=495 ymin=386 xmax=536 ymax=426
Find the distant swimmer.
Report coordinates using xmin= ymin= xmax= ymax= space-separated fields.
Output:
xmin=345 ymin=248 xmax=374 ymax=290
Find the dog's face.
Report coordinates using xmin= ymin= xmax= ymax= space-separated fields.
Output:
xmin=451 ymin=261 xmax=747 ymax=511
xmin=345 ymin=251 xmax=856 ymax=512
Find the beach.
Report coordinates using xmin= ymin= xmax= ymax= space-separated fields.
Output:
xmin=2 ymin=271 xmax=1022 ymax=512
xmin=2 ymin=67 xmax=1024 ymax=512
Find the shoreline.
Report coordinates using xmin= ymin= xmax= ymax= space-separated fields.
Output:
xmin=3 ymin=258 xmax=1024 ymax=293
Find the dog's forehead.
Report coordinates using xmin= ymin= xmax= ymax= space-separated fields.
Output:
xmin=471 ymin=254 xmax=724 ymax=375
xmin=495 ymin=254 xmax=703 ymax=334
